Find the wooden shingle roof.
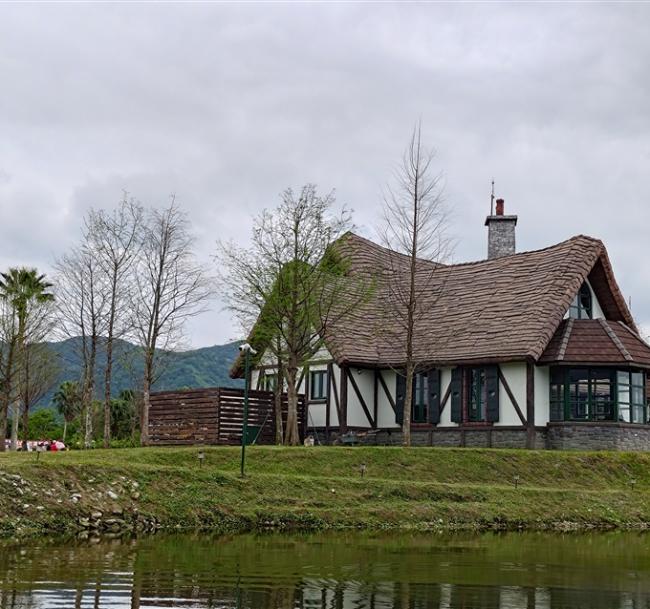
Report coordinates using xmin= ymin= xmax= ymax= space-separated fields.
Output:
xmin=539 ymin=319 xmax=650 ymax=368
xmin=230 ymin=231 xmax=638 ymax=377
xmin=322 ymin=232 xmax=636 ymax=368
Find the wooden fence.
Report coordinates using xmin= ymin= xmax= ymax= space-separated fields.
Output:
xmin=148 ymin=387 xmax=306 ymax=446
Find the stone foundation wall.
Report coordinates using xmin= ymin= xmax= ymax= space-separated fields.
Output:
xmin=547 ymin=423 xmax=650 ymax=451
xmin=344 ymin=427 xmax=546 ymax=449
xmin=312 ymin=424 xmax=650 ymax=451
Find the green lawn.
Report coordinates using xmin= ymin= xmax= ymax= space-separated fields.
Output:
xmin=1 ymin=446 xmax=649 ymax=537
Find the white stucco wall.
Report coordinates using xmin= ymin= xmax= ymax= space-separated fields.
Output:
xmin=346 ymin=367 xmax=374 ymax=428
xmin=438 ymin=367 xmax=456 ymax=427
xmin=376 ymin=369 xmax=400 ymax=428
xmin=251 ymin=348 xmax=553 ymax=430
xmin=494 ymin=362 xmax=527 ymax=427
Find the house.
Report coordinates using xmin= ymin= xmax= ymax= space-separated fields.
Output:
xmin=233 ymin=199 xmax=650 ymax=450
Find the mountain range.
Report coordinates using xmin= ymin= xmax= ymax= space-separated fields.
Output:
xmin=39 ymin=337 xmax=243 ymax=408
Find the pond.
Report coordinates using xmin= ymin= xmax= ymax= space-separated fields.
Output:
xmin=1 ymin=531 xmax=649 ymax=608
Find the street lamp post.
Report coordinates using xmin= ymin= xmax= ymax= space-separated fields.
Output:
xmin=239 ymin=342 xmax=257 ymax=478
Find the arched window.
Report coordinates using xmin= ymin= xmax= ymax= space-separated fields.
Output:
xmin=569 ymin=282 xmax=593 ymax=319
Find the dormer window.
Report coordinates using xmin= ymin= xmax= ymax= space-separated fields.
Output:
xmin=569 ymin=282 xmax=593 ymax=319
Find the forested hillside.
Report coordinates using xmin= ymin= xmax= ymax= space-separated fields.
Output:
xmin=39 ymin=338 xmax=243 ymax=408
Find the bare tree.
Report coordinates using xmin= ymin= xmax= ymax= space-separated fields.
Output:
xmin=131 ymin=198 xmax=212 ymax=446
xmin=55 ymin=247 xmax=109 ymax=448
xmin=86 ymin=196 xmax=142 ymax=447
xmin=218 ymin=185 xmax=367 ymax=445
xmin=379 ymin=124 xmax=451 ymax=446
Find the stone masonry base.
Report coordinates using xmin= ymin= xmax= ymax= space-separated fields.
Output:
xmin=313 ymin=424 xmax=650 ymax=451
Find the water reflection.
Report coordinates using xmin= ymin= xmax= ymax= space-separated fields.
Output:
xmin=1 ymin=532 xmax=650 ymax=608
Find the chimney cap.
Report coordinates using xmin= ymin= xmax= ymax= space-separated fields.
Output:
xmin=485 ymin=197 xmax=517 ymax=226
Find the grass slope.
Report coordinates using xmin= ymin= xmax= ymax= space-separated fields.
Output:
xmin=1 ymin=446 xmax=650 ymax=538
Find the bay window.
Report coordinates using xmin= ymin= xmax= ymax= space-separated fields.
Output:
xmin=550 ymin=367 xmax=646 ymax=424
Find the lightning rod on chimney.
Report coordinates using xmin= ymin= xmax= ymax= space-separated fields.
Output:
xmin=490 ymin=179 xmax=495 ymax=215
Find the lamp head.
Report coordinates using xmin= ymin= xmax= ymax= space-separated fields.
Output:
xmin=239 ymin=342 xmax=258 ymax=355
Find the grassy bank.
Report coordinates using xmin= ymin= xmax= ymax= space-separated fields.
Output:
xmin=1 ymin=446 xmax=650 ymax=538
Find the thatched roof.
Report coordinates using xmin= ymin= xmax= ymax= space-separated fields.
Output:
xmin=231 ymin=232 xmax=637 ymax=375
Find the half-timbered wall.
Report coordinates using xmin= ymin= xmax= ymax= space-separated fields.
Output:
xmin=251 ymin=347 xmax=555 ymax=433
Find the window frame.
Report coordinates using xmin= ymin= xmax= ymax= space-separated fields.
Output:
xmin=549 ymin=366 xmax=647 ymax=424
xmin=412 ymin=373 xmax=428 ymax=423
xmin=262 ymin=372 xmax=277 ymax=393
xmin=568 ymin=282 xmax=593 ymax=319
xmin=468 ymin=368 xmax=489 ymax=423
xmin=309 ymin=369 xmax=328 ymax=401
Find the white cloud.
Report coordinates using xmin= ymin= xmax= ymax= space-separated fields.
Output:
xmin=0 ymin=3 xmax=649 ymax=346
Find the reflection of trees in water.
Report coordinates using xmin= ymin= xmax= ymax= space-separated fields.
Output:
xmin=2 ymin=533 xmax=650 ymax=608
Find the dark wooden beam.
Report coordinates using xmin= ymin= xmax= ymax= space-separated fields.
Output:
xmin=373 ymin=370 xmax=379 ymax=429
xmin=439 ymin=382 xmax=452 ymax=416
xmin=526 ymin=361 xmax=536 ymax=449
xmin=297 ymin=367 xmax=306 ymax=393
xmin=340 ymin=365 xmax=349 ymax=433
xmin=330 ymin=364 xmax=342 ymax=424
xmin=347 ymin=368 xmax=375 ymax=428
xmin=377 ymin=370 xmax=396 ymax=414
xmin=304 ymin=365 xmax=310 ymax=402
xmin=325 ymin=363 xmax=332 ymax=439
xmin=497 ymin=366 xmax=527 ymax=426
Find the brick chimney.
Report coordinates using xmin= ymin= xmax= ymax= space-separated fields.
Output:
xmin=485 ymin=198 xmax=517 ymax=259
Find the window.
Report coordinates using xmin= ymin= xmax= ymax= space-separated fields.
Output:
xmin=262 ymin=372 xmax=277 ymax=392
xmin=412 ymin=373 xmax=428 ymax=423
xmin=617 ymin=371 xmax=646 ymax=423
xmin=549 ymin=367 xmax=646 ymax=423
xmin=469 ymin=368 xmax=488 ymax=422
xmin=568 ymin=282 xmax=593 ymax=319
xmin=309 ymin=370 xmax=328 ymax=401
xmin=450 ymin=366 xmax=498 ymax=424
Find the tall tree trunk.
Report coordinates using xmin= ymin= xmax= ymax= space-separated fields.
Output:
xmin=104 ymin=272 xmax=118 ymax=449
xmin=83 ymin=338 xmax=97 ymax=449
xmin=10 ymin=402 xmax=19 ymax=450
xmin=21 ymin=402 xmax=29 ymax=444
xmin=274 ymin=359 xmax=284 ymax=445
xmin=0 ymin=401 xmax=6 ymax=452
xmin=284 ymin=364 xmax=299 ymax=446
xmin=0 ymin=341 xmax=16 ymax=453
xmin=140 ymin=356 xmax=152 ymax=446
xmin=63 ymin=419 xmax=68 ymax=443
xmin=84 ymin=405 xmax=93 ymax=448
xmin=402 ymin=364 xmax=414 ymax=446
xmin=103 ymin=335 xmax=113 ymax=448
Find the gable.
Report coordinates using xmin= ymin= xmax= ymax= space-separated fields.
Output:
xmin=587 ymin=256 xmax=634 ymax=326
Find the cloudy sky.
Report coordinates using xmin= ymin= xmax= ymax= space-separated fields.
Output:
xmin=1 ymin=3 xmax=649 ymax=348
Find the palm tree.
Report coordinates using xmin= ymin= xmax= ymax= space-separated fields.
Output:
xmin=53 ymin=381 xmax=82 ymax=443
xmin=0 ymin=268 xmax=54 ymax=447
